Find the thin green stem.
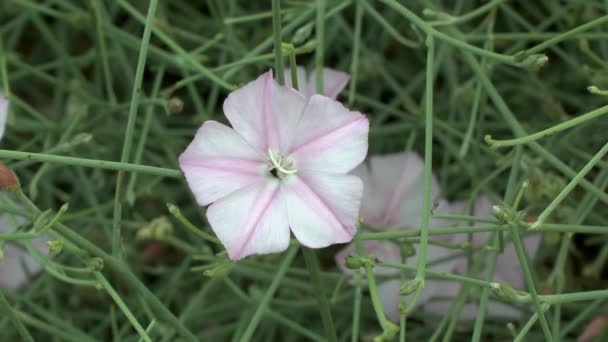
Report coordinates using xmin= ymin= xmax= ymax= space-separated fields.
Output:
xmin=0 ymin=289 xmax=35 ymax=342
xmin=315 ymin=0 xmax=326 ymax=93
xmin=0 ymin=150 xmax=182 ymax=178
xmin=95 ymin=272 xmax=152 ymax=342
xmin=240 ymin=246 xmax=298 ymax=342
xmin=112 ymin=0 xmax=159 ymax=259
xmin=348 ymin=0 xmax=363 ymax=106
xmin=410 ymin=34 xmax=436 ymax=311
xmin=302 ymin=247 xmax=338 ymax=342
xmin=486 ymin=104 xmax=608 ymax=148
xmin=532 ymin=141 xmax=608 ymax=228
xmin=523 ymin=15 xmax=608 ymax=56
xmin=272 ymin=0 xmax=285 ymax=85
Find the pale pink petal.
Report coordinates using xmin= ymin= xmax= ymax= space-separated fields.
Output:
xmin=362 ymin=153 xmax=440 ymax=228
xmin=206 ymin=180 xmax=289 ymax=260
xmin=351 ymin=163 xmax=384 ymax=226
xmin=0 ymin=212 xmax=49 ymax=289
xmin=495 ymin=234 xmax=542 ymax=289
xmin=379 ymin=280 xmax=402 ymax=322
xmin=178 ymin=121 xmax=266 ymax=206
xmin=283 ymin=66 xmax=310 ymax=97
xmin=223 ymin=70 xmax=306 ymax=152
xmin=307 ymin=67 xmax=350 ymax=99
xmin=578 ymin=315 xmax=608 ymax=342
xmin=283 ymin=174 xmax=361 ymax=248
xmin=0 ymin=93 xmax=7 ymax=141
xmin=288 ymin=95 xmax=369 ymax=174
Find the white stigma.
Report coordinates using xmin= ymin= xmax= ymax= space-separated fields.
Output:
xmin=268 ymin=149 xmax=297 ymax=175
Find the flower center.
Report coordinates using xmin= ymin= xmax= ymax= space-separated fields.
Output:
xmin=267 ymin=149 xmax=297 ymax=179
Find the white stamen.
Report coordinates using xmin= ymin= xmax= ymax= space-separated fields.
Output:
xmin=268 ymin=149 xmax=297 ymax=174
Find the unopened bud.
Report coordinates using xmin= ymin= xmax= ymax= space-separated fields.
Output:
xmin=89 ymin=257 xmax=104 ymax=272
xmin=204 ymin=260 xmax=232 ymax=278
xmin=292 ymin=23 xmax=313 ymax=45
xmin=520 ymin=54 xmax=549 ymax=72
xmin=345 ymin=255 xmax=363 ymax=269
xmin=490 ymin=282 xmax=531 ymax=303
xmin=48 ymin=239 xmax=64 ymax=256
xmin=400 ymin=278 xmax=423 ymax=296
xmin=168 ymin=97 xmax=184 ymax=114
xmin=0 ymin=163 xmax=20 ymax=191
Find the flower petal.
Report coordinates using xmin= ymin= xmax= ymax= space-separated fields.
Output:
xmin=288 ymin=95 xmax=369 ymax=174
xmin=0 ymin=93 xmax=7 ymax=142
xmin=283 ymin=174 xmax=361 ymax=248
xmin=283 ymin=66 xmax=310 ymax=97
xmin=359 ymin=152 xmax=440 ymax=228
xmin=178 ymin=121 xmax=266 ymax=206
xmin=307 ymin=67 xmax=350 ymax=99
xmin=0 ymin=213 xmax=49 ymax=289
xmin=495 ymin=234 xmax=542 ymax=289
xmin=223 ymin=70 xmax=307 ymax=152
xmin=206 ymin=180 xmax=290 ymax=260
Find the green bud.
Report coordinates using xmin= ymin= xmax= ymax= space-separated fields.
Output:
xmin=137 ymin=216 xmax=174 ymax=241
xmin=292 ymin=23 xmax=313 ymax=45
xmin=520 ymin=54 xmax=549 ymax=72
xmin=490 ymin=282 xmax=531 ymax=303
xmin=345 ymin=255 xmax=363 ymax=269
xmin=203 ymin=260 xmax=233 ymax=278
xmin=89 ymin=257 xmax=104 ymax=272
xmin=400 ymin=278 xmax=422 ymax=296
xmin=400 ymin=241 xmax=416 ymax=258
xmin=47 ymin=240 xmax=64 ymax=256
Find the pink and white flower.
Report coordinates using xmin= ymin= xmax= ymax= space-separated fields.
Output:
xmin=0 ymin=93 xmax=50 ymax=289
xmin=179 ymin=71 xmax=369 ymax=260
xmin=335 ymin=152 xmax=459 ymax=322
xmin=424 ymin=197 xmax=543 ymax=320
xmin=284 ymin=66 xmax=349 ymax=99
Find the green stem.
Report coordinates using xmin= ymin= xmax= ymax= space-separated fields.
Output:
xmin=0 ymin=289 xmax=35 ymax=342
xmin=486 ymin=105 xmax=608 ymax=148
xmin=0 ymin=150 xmax=182 ymax=178
xmin=509 ymin=226 xmax=553 ymax=340
xmin=112 ymin=0 xmax=159 ymax=259
xmin=315 ymin=0 xmax=326 ymax=93
xmin=302 ymin=247 xmax=338 ymax=342
xmin=19 ymin=197 xmax=198 ymax=342
xmin=379 ymin=0 xmax=515 ymax=64
xmin=272 ymin=0 xmax=285 ymax=85
xmin=513 ymin=311 xmax=540 ymax=342
xmin=348 ymin=0 xmax=363 ymax=106
xmin=405 ymin=35 xmax=436 ymax=313
xmin=523 ymin=15 xmax=608 ymax=56
xmin=240 ymin=246 xmax=298 ymax=342
xmin=532 ymin=141 xmax=608 ymax=228
xmin=95 ymin=272 xmax=152 ymax=342
xmin=351 ymin=272 xmax=362 ymax=342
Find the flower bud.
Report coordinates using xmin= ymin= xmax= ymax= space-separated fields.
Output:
xmin=0 ymin=163 xmax=20 ymax=192
xmin=490 ymin=282 xmax=531 ymax=303
xmin=292 ymin=23 xmax=313 ymax=45
xmin=89 ymin=257 xmax=104 ymax=272
xmin=168 ymin=97 xmax=184 ymax=114
xmin=48 ymin=240 xmax=64 ymax=256
xmin=137 ymin=216 xmax=174 ymax=241
xmin=400 ymin=278 xmax=423 ymax=296
xmin=345 ymin=255 xmax=363 ymax=269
